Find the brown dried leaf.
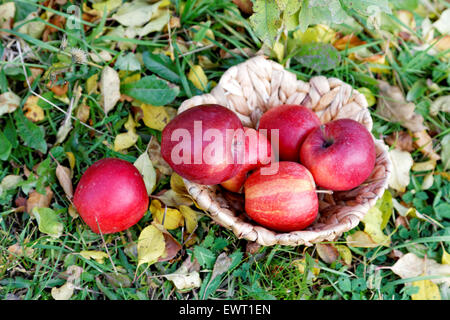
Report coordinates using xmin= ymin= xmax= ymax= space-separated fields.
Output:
xmin=232 ymin=0 xmax=253 ymax=15
xmin=346 ymin=231 xmax=379 ymax=248
xmin=316 ymin=243 xmax=339 ymax=264
xmin=385 ymin=131 xmax=414 ymax=152
xmin=75 ymin=103 xmax=90 ymax=123
xmin=56 ymin=164 xmax=73 ymax=199
xmin=148 ymin=138 xmax=173 ymax=176
xmin=377 ymin=80 xmax=426 ymax=132
xmin=153 ymin=222 xmax=182 ymax=262
xmin=412 ymin=130 xmax=440 ymax=160
xmin=333 ymin=34 xmax=366 ymax=51
xmin=26 ymin=186 xmax=53 ymax=215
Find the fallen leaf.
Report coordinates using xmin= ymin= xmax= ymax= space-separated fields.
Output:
xmin=75 ymin=104 xmax=90 ymax=123
xmin=141 ymin=104 xmax=172 ymax=131
xmin=316 ymin=243 xmax=339 ymax=264
xmin=112 ymin=0 xmax=160 ymax=27
xmin=440 ymin=134 xmax=450 ymax=171
xmin=55 ymin=164 xmax=73 ymax=199
xmin=23 ymin=96 xmax=45 ymax=122
xmin=377 ymin=80 xmax=426 ymax=132
xmin=385 ymin=131 xmax=414 ymax=152
xmin=86 ymin=73 xmax=99 ymax=95
xmin=0 ymin=2 xmax=15 ymax=34
xmin=92 ymin=0 xmax=122 ymax=13
xmin=150 ymin=199 xmax=184 ymax=230
xmin=412 ymin=130 xmax=440 ymax=161
xmin=155 ymin=189 xmax=193 ymax=207
xmin=137 ymin=224 xmax=166 ymax=267
xmin=188 ymin=65 xmax=208 ymax=91
xmin=79 ymin=250 xmax=109 ymax=264
xmin=0 ymin=91 xmax=21 ymax=116
xmin=15 ymin=12 xmax=45 ymax=38
xmin=346 ymin=231 xmax=378 ymax=248
xmin=105 ymin=273 xmax=132 ymax=288
xmin=51 ymin=281 xmax=75 ymax=300
xmin=26 ymin=187 xmax=54 ymax=215
xmin=293 ymin=258 xmax=320 ymax=279
xmin=442 ymin=249 xmax=450 ymax=265
xmin=432 ymin=9 xmax=450 ymax=35
xmin=154 ymin=222 xmax=182 ymax=262
xmin=429 ymin=95 xmax=450 ymax=116
xmin=8 ymin=243 xmax=34 ymax=258
xmin=388 ymin=149 xmax=414 ymax=192
xmin=333 ymin=34 xmax=366 ymax=50
xmin=391 ymin=253 xmax=450 ymax=286
xmin=335 ymin=245 xmax=352 ymax=265
xmin=134 ymin=151 xmax=157 ymax=195
xmin=33 ymin=207 xmax=64 ymax=238
xmin=421 ymin=172 xmax=434 ymax=190
xmin=179 ymin=205 xmax=200 ymax=234
xmin=163 ymin=255 xmax=202 ymax=291
xmin=68 ymin=204 xmax=79 ymax=219
xmin=412 ymin=159 xmax=436 ymax=172
xmin=148 ymin=138 xmax=173 ymax=175
xmin=232 ymin=0 xmax=253 ymax=15
xmin=100 ymin=66 xmax=120 ymax=115
xmin=113 ymin=114 xmax=139 ymax=152
xmin=411 ymin=279 xmax=442 ymax=300
xmin=361 ymin=206 xmax=391 ymax=246
xmin=1 ymin=175 xmax=23 ymax=191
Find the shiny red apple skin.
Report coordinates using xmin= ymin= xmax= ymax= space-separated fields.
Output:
xmin=244 ymin=161 xmax=318 ymax=232
xmin=161 ymin=104 xmax=245 ymax=185
xmin=73 ymin=158 xmax=149 ymax=234
xmin=300 ymin=118 xmax=376 ymax=191
xmin=221 ymin=127 xmax=273 ymax=193
xmin=257 ymin=104 xmax=320 ymax=162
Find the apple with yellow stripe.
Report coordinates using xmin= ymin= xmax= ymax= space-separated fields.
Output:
xmin=244 ymin=161 xmax=319 ymax=232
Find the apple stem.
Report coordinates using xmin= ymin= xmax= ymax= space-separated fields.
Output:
xmin=315 ymin=190 xmax=334 ymax=194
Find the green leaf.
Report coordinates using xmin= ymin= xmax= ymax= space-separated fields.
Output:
xmin=115 ymin=52 xmax=141 ymax=72
xmin=121 ymin=75 xmax=179 ymax=106
xmin=193 ymin=246 xmax=216 ymax=269
xmin=0 ymin=130 xmax=12 ymax=161
xmin=294 ymin=42 xmax=340 ymax=72
xmin=14 ymin=110 xmax=47 ymax=153
xmin=298 ymin=0 xmax=349 ymax=32
xmin=342 ymin=0 xmax=392 ymax=16
xmin=249 ymin=0 xmax=282 ymax=46
xmin=142 ymin=51 xmax=181 ymax=84
xmin=33 ymin=207 xmax=64 ymax=238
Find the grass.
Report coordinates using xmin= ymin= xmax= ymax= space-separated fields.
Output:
xmin=0 ymin=0 xmax=449 ymax=301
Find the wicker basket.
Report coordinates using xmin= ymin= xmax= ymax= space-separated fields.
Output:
xmin=178 ymin=56 xmax=392 ymax=246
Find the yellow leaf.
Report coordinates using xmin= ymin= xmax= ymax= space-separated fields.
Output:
xmin=412 ymin=130 xmax=441 ymax=161
xmin=442 ymin=248 xmax=450 ymax=265
xmin=412 ymin=159 xmax=436 ymax=172
xmin=188 ymin=65 xmax=208 ymax=91
xmin=137 ymin=224 xmax=165 ymax=267
xmin=141 ymin=104 xmax=171 ymax=131
xmin=0 ymin=91 xmax=21 ymax=116
xmin=121 ymin=72 xmax=141 ymax=85
xmin=292 ymin=24 xmax=335 ymax=44
xmin=272 ymin=41 xmax=285 ymax=63
xmin=171 ymin=173 xmax=189 ymax=196
xmin=86 ymin=73 xmax=98 ymax=95
xmin=293 ymin=258 xmax=320 ymax=278
xmin=150 ymin=199 xmax=184 ymax=230
xmin=134 ymin=151 xmax=157 ymax=195
xmin=23 ymin=96 xmax=45 ymax=122
xmin=357 ymin=87 xmax=376 ymax=107
xmin=179 ymin=205 xmax=200 ymax=233
xmin=92 ymin=0 xmax=122 ymax=13
xmin=65 ymin=152 xmax=76 ymax=171
xmin=411 ymin=279 xmax=441 ymax=300
xmin=113 ymin=115 xmax=138 ymax=152
xmin=79 ymin=250 xmax=109 ymax=264
xmin=346 ymin=231 xmax=379 ymax=248
xmin=362 ymin=207 xmax=391 ymax=246
xmin=335 ymin=245 xmax=352 ymax=265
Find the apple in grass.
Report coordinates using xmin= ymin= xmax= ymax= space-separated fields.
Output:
xmin=221 ymin=127 xmax=273 ymax=193
xmin=244 ymin=161 xmax=318 ymax=232
xmin=258 ymin=104 xmax=320 ymax=162
xmin=161 ymin=104 xmax=245 ymax=185
xmin=73 ymin=158 xmax=149 ymax=234
xmin=300 ymin=118 xmax=376 ymax=191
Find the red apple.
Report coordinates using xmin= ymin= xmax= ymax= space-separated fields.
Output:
xmin=221 ymin=127 xmax=273 ymax=193
xmin=244 ymin=161 xmax=318 ymax=232
xmin=257 ymin=104 xmax=320 ymax=162
xmin=300 ymin=118 xmax=376 ymax=191
xmin=73 ymin=158 xmax=149 ymax=234
xmin=161 ymin=104 xmax=245 ymax=185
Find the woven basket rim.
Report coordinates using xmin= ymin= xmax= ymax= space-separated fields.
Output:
xmin=177 ymin=56 xmax=392 ymax=246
